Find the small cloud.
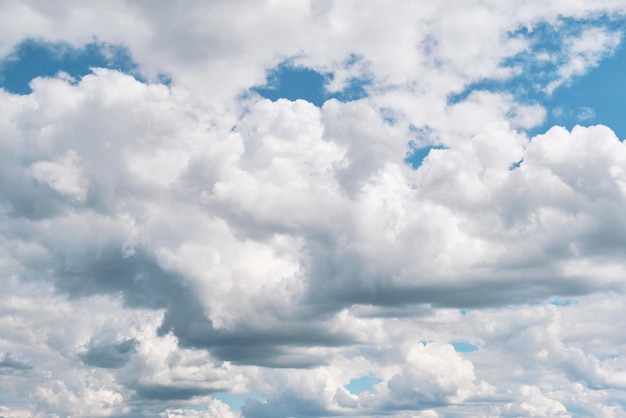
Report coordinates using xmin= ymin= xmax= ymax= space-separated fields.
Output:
xmin=545 ymin=26 xmax=622 ymax=94
xmin=552 ymin=106 xmax=564 ymax=118
xmin=56 ymin=70 xmax=76 ymax=83
xmin=577 ymin=106 xmax=595 ymax=121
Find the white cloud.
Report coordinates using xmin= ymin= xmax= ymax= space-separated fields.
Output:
xmin=31 ymin=150 xmax=89 ymax=202
xmin=1 ymin=1 xmax=626 ymax=417
xmin=502 ymin=385 xmax=569 ymax=417
xmin=546 ymin=26 xmax=622 ymax=94
xmin=380 ymin=341 xmax=495 ymax=407
xmin=160 ymin=399 xmax=243 ymax=418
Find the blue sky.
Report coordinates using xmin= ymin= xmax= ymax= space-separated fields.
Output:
xmin=252 ymin=61 xmax=369 ymax=106
xmin=450 ymin=340 xmax=480 ymax=353
xmin=448 ymin=17 xmax=626 ymax=140
xmin=545 ymin=42 xmax=626 ymax=139
xmin=345 ymin=373 xmax=383 ymax=395
xmin=3 ymin=3 xmax=626 ymax=417
xmin=0 ymin=39 xmax=138 ymax=94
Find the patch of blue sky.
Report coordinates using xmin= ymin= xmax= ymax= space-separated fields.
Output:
xmin=450 ymin=341 xmax=479 ymax=353
xmin=380 ymin=107 xmax=401 ymax=126
xmin=404 ymin=124 xmax=448 ymax=169
xmin=252 ymin=61 xmax=370 ymax=107
xmin=448 ymin=15 xmax=626 ymax=140
xmin=545 ymin=41 xmax=626 ymax=140
xmin=216 ymin=393 xmax=266 ymax=411
xmin=0 ymin=397 xmax=26 ymax=404
xmin=405 ymin=144 xmax=447 ymax=169
xmin=0 ymin=38 xmax=141 ymax=95
xmin=549 ymin=298 xmax=575 ymax=307
xmin=345 ymin=373 xmax=382 ymax=396
xmin=509 ymin=159 xmax=523 ymax=170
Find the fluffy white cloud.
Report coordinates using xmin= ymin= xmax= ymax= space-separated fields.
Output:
xmin=1 ymin=1 xmax=626 ymax=417
xmin=30 ymin=150 xmax=90 ymax=202
xmin=160 ymin=399 xmax=242 ymax=418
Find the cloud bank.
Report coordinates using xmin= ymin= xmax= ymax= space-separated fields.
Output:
xmin=1 ymin=1 xmax=626 ymax=416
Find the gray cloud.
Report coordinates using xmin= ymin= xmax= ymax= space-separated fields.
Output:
xmin=0 ymin=353 xmax=32 ymax=371
xmin=156 ymin=289 xmax=356 ymax=367
xmin=1 ymin=2 xmax=626 ymax=417
xmin=133 ymin=384 xmax=217 ymax=401
xmin=80 ymin=338 xmax=138 ymax=369
xmin=242 ymin=392 xmax=330 ymax=418
xmin=47 ymin=238 xmax=354 ymax=367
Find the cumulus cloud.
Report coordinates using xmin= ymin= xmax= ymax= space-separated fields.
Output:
xmin=160 ymin=399 xmax=242 ymax=418
xmin=1 ymin=1 xmax=626 ymax=417
xmin=30 ymin=150 xmax=90 ymax=202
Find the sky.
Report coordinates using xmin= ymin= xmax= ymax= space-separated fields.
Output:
xmin=2 ymin=1 xmax=626 ymax=417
